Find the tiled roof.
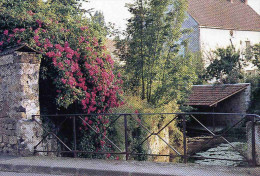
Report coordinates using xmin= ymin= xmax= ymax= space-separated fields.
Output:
xmin=188 ymin=0 xmax=260 ymax=31
xmin=186 ymin=83 xmax=250 ymax=106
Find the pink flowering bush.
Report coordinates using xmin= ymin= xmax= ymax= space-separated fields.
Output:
xmin=0 ymin=1 xmax=123 ymax=158
xmin=0 ymin=17 xmax=123 ymax=114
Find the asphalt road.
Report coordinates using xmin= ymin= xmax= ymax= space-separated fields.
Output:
xmin=0 ymin=171 xmax=65 ymax=176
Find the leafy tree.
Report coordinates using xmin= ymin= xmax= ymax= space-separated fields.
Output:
xmin=93 ymin=11 xmax=105 ymax=27
xmin=91 ymin=11 xmax=109 ymax=36
xmin=251 ymin=43 xmax=260 ymax=69
xmin=245 ymin=43 xmax=260 ymax=114
xmin=112 ymin=0 xmax=196 ymax=160
xmin=205 ymin=46 xmax=244 ymax=84
xmin=117 ymin=0 xmax=197 ymax=106
xmin=246 ymin=74 xmax=260 ymax=114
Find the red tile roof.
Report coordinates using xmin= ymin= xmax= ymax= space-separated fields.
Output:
xmin=188 ymin=0 xmax=260 ymax=31
xmin=186 ymin=83 xmax=250 ymax=106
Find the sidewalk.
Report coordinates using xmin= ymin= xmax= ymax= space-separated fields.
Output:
xmin=0 ymin=155 xmax=259 ymax=176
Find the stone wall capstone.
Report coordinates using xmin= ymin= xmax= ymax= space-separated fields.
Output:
xmin=0 ymin=49 xmax=42 ymax=156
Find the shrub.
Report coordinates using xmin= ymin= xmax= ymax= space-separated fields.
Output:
xmin=110 ymin=95 xmax=183 ymax=162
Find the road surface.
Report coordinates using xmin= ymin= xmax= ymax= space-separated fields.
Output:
xmin=0 ymin=171 xmax=64 ymax=176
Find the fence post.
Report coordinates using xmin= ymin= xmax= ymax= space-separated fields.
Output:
xmin=182 ymin=115 xmax=187 ymax=164
xmin=124 ymin=114 xmax=129 ymax=160
xmin=73 ymin=116 xmax=77 ymax=158
xmin=251 ymin=115 xmax=256 ymax=167
xmin=32 ymin=115 xmax=35 ymax=156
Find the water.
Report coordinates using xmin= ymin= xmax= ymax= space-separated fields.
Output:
xmin=193 ymin=142 xmax=246 ymax=166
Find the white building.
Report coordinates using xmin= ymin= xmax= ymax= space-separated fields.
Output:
xmin=183 ymin=0 xmax=260 ymax=72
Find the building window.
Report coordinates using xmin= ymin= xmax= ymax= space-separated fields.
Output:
xmin=230 ymin=30 xmax=234 ymax=37
xmin=245 ymin=41 xmax=252 ymax=58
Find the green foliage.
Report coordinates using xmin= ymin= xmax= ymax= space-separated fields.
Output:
xmin=151 ymin=54 xmax=198 ymax=106
xmin=0 ymin=0 xmax=86 ymax=35
xmin=191 ymin=52 xmax=206 ymax=85
xmin=116 ymin=0 xmax=197 ymax=107
xmin=205 ymin=46 xmax=244 ymax=84
xmin=109 ymin=96 xmax=152 ymax=160
xmin=111 ymin=95 xmax=183 ymax=161
xmin=243 ymin=43 xmax=260 ymax=114
xmin=251 ymin=43 xmax=260 ymax=69
xmin=113 ymin=1 xmax=195 ymax=160
xmin=91 ymin=11 xmax=109 ymax=37
xmin=246 ymin=75 xmax=260 ymax=114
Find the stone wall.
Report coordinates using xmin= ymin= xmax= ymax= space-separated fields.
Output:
xmin=0 ymin=118 xmax=18 ymax=155
xmin=0 ymin=52 xmax=40 ymax=118
xmin=247 ymin=121 xmax=260 ymax=166
xmin=213 ymin=84 xmax=251 ymax=126
xmin=0 ymin=51 xmax=42 ymax=155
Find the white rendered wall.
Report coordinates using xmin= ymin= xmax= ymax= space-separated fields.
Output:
xmin=200 ymin=27 xmax=260 ymax=70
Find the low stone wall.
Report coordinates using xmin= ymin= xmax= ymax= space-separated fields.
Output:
xmin=246 ymin=121 xmax=260 ymax=166
xmin=0 ymin=116 xmax=43 ymax=156
xmin=0 ymin=118 xmax=18 ymax=155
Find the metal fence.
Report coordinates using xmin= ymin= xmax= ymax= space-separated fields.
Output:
xmin=32 ymin=112 xmax=260 ymax=167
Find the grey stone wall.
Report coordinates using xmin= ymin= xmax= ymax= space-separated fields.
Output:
xmin=247 ymin=121 xmax=260 ymax=166
xmin=0 ymin=51 xmax=42 ymax=155
xmin=0 ymin=118 xmax=18 ymax=155
xmin=0 ymin=52 xmax=40 ymax=119
xmin=214 ymin=84 xmax=251 ymax=126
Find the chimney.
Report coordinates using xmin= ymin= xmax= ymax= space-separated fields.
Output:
xmin=244 ymin=0 xmax=248 ymax=5
xmin=228 ymin=0 xmax=234 ymax=3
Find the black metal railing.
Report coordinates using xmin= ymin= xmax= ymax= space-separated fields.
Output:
xmin=32 ymin=112 xmax=260 ymax=166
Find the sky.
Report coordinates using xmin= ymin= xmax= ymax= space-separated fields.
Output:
xmin=82 ymin=0 xmax=134 ymax=32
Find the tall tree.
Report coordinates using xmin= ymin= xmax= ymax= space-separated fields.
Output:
xmin=118 ymin=0 xmax=197 ymax=106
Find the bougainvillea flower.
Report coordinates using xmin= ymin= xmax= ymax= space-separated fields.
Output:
xmin=13 ymin=28 xmax=19 ymax=33
xmin=3 ymin=30 xmax=8 ymax=35
xmin=20 ymin=28 xmax=26 ymax=32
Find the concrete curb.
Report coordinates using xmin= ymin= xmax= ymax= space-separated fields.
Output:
xmin=0 ymin=156 xmax=259 ymax=176
xmin=0 ymin=163 xmax=173 ymax=176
